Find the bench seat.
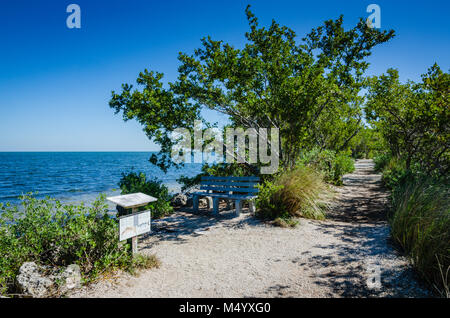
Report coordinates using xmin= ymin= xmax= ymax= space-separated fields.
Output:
xmin=191 ymin=192 xmax=257 ymax=200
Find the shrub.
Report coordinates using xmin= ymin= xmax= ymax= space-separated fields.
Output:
xmin=0 ymin=194 xmax=159 ymax=296
xmin=373 ymin=153 xmax=391 ymax=172
xmin=299 ymin=148 xmax=354 ymax=185
xmin=380 ymin=156 xmax=410 ymax=189
xmin=350 ymin=127 xmax=385 ymax=159
xmin=333 ymin=152 xmax=355 ymax=183
xmin=119 ymin=172 xmax=173 ymax=219
xmin=255 ymin=166 xmax=331 ymax=221
xmin=389 ymin=178 xmax=450 ymax=297
xmin=255 ymin=181 xmax=286 ymax=219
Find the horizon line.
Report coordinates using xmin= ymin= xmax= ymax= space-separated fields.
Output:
xmin=0 ymin=150 xmax=160 ymax=153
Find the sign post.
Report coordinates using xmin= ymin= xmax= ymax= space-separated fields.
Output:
xmin=107 ymin=192 xmax=157 ymax=256
xmin=131 ymin=207 xmax=138 ymax=255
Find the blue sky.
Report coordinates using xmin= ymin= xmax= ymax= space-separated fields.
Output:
xmin=0 ymin=0 xmax=448 ymax=151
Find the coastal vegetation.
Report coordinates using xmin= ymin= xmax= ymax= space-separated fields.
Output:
xmin=109 ymin=5 xmax=393 ymax=174
xmin=297 ymin=148 xmax=355 ymax=186
xmin=118 ymin=172 xmax=173 ymax=219
xmin=368 ymin=65 xmax=449 ymax=296
xmin=0 ymin=195 xmax=159 ymax=296
xmin=110 ymin=5 xmax=392 ymax=224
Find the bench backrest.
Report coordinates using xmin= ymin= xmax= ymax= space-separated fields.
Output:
xmin=200 ymin=176 xmax=260 ymax=195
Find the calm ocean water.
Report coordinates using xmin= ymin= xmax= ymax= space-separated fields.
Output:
xmin=0 ymin=152 xmax=202 ymax=207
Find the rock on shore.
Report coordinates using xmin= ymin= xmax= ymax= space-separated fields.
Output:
xmin=16 ymin=262 xmax=81 ymax=297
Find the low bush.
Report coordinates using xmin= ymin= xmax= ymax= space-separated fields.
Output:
xmin=119 ymin=172 xmax=173 ymax=218
xmin=350 ymin=127 xmax=385 ymax=159
xmin=255 ymin=166 xmax=331 ymax=221
xmin=0 ymin=195 xmax=158 ymax=296
xmin=299 ymin=148 xmax=354 ymax=185
xmin=379 ymin=156 xmax=410 ymax=190
xmin=373 ymin=153 xmax=391 ymax=172
xmin=389 ymin=178 xmax=450 ymax=297
xmin=254 ymin=181 xmax=286 ymax=219
xmin=333 ymin=152 xmax=356 ymax=184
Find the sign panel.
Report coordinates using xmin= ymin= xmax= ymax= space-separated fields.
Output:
xmin=107 ymin=192 xmax=157 ymax=209
xmin=119 ymin=210 xmax=151 ymax=241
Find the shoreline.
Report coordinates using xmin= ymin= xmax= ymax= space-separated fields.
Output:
xmin=0 ymin=152 xmax=203 ymax=209
xmin=0 ymin=180 xmax=184 ymax=210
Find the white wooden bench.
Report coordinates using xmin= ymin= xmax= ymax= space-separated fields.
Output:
xmin=192 ymin=176 xmax=260 ymax=216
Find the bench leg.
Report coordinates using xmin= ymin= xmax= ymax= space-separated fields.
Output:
xmin=249 ymin=200 xmax=256 ymax=214
xmin=206 ymin=196 xmax=213 ymax=210
xmin=235 ymin=200 xmax=242 ymax=216
xmin=193 ymin=194 xmax=199 ymax=212
xmin=213 ymin=197 xmax=220 ymax=215
xmin=227 ymin=191 xmax=233 ymax=210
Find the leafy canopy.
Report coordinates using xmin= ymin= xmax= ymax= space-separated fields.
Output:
xmin=110 ymin=6 xmax=394 ymax=172
xmin=366 ymin=64 xmax=449 ymax=174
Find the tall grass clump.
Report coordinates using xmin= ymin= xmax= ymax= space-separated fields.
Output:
xmin=256 ymin=166 xmax=331 ymax=222
xmin=389 ymin=178 xmax=450 ymax=297
xmin=0 ymin=194 xmax=159 ymax=296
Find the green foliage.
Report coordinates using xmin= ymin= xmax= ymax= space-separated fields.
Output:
xmin=333 ymin=152 xmax=355 ymax=184
xmin=389 ymin=178 xmax=450 ymax=296
xmin=368 ymin=64 xmax=449 ymax=295
xmin=350 ymin=126 xmax=384 ymax=159
xmin=379 ymin=156 xmax=410 ymax=190
xmin=118 ymin=172 xmax=173 ymax=219
xmin=0 ymin=195 xmax=159 ymax=296
xmin=110 ymin=6 xmax=394 ymax=171
xmin=298 ymin=148 xmax=354 ymax=185
xmin=378 ymin=155 xmax=434 ymax=190
xmin=255 ymin=181 xmax=287 ymax=219
xmin=109 ymin=71 xmax=201 ymax=173
xmin=373 ymin=153 xmax=391 ymax=172
xmin=366 ymin=64 xmax=449 ymax=175
xmin=255 ymin=166 xmax=330 ymax=221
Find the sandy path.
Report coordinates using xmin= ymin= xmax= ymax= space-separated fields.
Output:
xmin=70 ymin=160 xmax=432 ymax=298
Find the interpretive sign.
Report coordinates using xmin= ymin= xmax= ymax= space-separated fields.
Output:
xmin=119 ymin=210 xmax=151 ymax=241
xmin=107 ymin=192 xmax=157 ymax=209
xmin=108 ymin=192 xmax=156 ymax=255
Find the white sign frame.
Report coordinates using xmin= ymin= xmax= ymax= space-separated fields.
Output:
xmin=119 ymin=210 xmax=151 ymax=241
